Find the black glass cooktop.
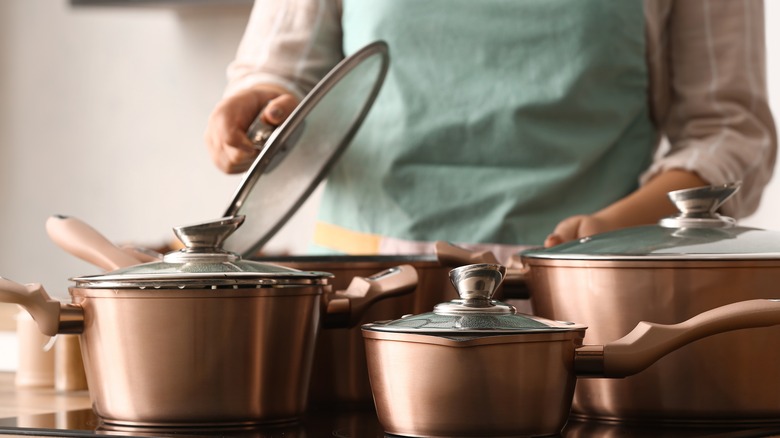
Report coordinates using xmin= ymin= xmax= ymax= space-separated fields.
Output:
xmin=2 ymin=407 xmax=780 ymax=437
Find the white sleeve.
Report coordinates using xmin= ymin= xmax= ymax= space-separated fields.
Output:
xmin=223 ymin=0 xmax=344 ymax=99
xmin=643 ymin=0 xmax=777 ymax=218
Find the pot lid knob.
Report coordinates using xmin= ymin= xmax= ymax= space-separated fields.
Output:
xmin=164 ymin=216 xmax=244 ymax=263
xmin=434 ymin=264 xmax=513 ymax=315
xmin=659 ymin=183 xmax=739 ymax=229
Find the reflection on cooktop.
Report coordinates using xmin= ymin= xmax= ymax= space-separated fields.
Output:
xmin=2 ymin=407 xmax=780 ymax=438
xmin=0 ymin=407 xmax=385 ymax=438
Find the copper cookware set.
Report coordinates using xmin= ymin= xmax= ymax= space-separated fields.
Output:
xmin=362 ymin=263 xmax=780 ymax=437
xmin=2 ymin=32 xmax=780 ymax=436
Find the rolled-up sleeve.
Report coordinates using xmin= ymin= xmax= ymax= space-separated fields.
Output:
xmin=643 ymin=0 xmax=777 ymax=218
xmin=223 ymin=0 xmax=344 ymax=99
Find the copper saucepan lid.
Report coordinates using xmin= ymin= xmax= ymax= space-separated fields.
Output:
xmin=364 ymin=264 xmax=585 ymax=337
xmin=70 ymin=215 xmax=332 ymax=290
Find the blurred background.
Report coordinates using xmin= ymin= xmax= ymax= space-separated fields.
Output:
xmin=0 ymin=0 xmax=779 ymax=369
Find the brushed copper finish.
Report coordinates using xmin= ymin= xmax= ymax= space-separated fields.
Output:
xmin=72 ymin=286 xmax=322 ymax=426
xmin=527 ymin=257 xmax=780 ymax=424
xmin=363 ymin=330 xmax=582 ymax=437
xmin=276 ymin=258 xmax=452 ymax=405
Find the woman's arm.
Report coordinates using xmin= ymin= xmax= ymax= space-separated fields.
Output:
xmin=546 ymin=0 xmax=777 ymax=247
xmin=205 ymin=0 xmax=344 ymax=174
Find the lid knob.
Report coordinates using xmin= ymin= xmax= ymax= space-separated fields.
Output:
xmin=433 ymin=264 xmax=513 ymax=315
xmin=164 ymin=216 xmax=244 ymax=263
xmin=659 ymin=183 xmax=739 ymax=229
xmin=449 ymin=263 xmax=506 ymax=301
xmin=173 ymin=215 xmax=245 ymax=250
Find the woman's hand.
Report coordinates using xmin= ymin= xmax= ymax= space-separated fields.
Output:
xmin=544 ymin=169 xmax=709 ymax=248
xmin=205 ymin=85 xmax=300 ymax=174
xmin=544 ymin=214 xmax=613 ymax=248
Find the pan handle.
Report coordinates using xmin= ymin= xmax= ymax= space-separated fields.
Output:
xmin=46 ymin=215 xmax=142 ymax=271
xmin=434 ymin=241 xmax=530 ymax=299
xmin=576 ymin=299 xmax=780 ymax=378
xmin=0 ymin=277 xmax=82 ymax=336
xmin=434 ymin=241 xmax=500 ymax=265
xmin=323 ymin=264 xmax=418 ymax=329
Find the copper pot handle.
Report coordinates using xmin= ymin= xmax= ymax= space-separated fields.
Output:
xmin=46 ymin=215 xmax=142 ymax=271
xmin=323 ymin=264 xmax=418 ymax=328
xmin=576 ymin=299 xmax=780 ymax=378
xmin=434 ymin=241 xmax=530 ymax=299
xmin=0 ymin=277 xmax=82 ymax=336
xmin=434 ymin=241 xmax=500 ymax=265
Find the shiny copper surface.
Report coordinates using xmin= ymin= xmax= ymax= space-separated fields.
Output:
xmin=362 ymin=330 xmax=583 ymax=437
xmin=527 ymin=257 xmax=780 ymax=423
xmin=72 ymin=286 xmax=322 ymax=426
xmin=274 ymin=258 xmax=453 ymax=405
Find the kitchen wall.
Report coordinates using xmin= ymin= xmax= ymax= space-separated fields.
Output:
xmin=0 ymin=0 xmax=779 ymax=368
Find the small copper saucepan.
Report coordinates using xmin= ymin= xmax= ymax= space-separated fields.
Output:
xmin=362 ymin=263 xmax=780 ymax=437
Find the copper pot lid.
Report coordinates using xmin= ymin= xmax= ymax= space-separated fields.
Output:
xmin=71 ymin=216 xmax=332 ymax=289
xmin=522 ymin=183 xmax=780 ymax=261
xmin=363 ymin=264 xmax=585 ymax=335
xmin=221 ymin=41 xmax=390 ymax=258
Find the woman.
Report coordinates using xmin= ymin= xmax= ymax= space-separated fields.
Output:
xmin=205 ymin=0 xmax=776 ymax=262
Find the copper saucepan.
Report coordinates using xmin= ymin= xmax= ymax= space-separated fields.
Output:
xmin=362 ymin=263 xmax=780 ymax=437
xmin=440 ymin=183 xmax=780 ymax=424
xmin=255 ymin=242 xmax=517 ymax=405
xmin=0 ymin=215 xmax=418 ymax=427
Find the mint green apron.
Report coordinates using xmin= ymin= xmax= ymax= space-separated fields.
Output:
xmin=316 ymin=0 xmax=655 ymax=251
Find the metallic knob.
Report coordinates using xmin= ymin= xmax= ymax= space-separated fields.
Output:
xmin=173 ymin=216 xmax=245 ymax=250
xmin=659 ymin=183 xmax=739 ymax=229
xmin=164 ymin=216 xmax=244 ymax=263
xmin=449 ymin=263 xmax=506 ymax=300
xmin=435 ymin=264 xmax=512 ymax=315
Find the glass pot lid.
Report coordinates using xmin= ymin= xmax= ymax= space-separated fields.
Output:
xmin=364 ymin=264 xmax=584 ymax=335
xmin=71 ymin=216 xmax=331 ymax=289
xmin=523 ymin=183 xmax=780 ymax=261
xmin=222 ymin=41 xmax=390 ymax=258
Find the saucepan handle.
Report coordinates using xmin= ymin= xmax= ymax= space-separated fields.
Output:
xmin=0 ymin=277 xmax=81 ymax=336
xmin=434 ymin=241 xmax=531 ymax=299
xmin=46 ymin=215 xmax=142 ymax=271
xmin=323 ymin=264 xmax=418 ymax=329
xmin=434 ymin=241 xmax=501 ymax=265
xmin=576 ymin=299 xmax=780 ymax=377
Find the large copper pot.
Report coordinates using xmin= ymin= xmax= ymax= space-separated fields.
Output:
xmin=517 ymin=184 xmax=780 ymax=424
xmin=0 ymin=216 xmax=417 ymax=426
xmin=362 ymin=263 xmax=780 ymax=437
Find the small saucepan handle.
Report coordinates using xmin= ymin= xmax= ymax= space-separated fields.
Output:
xmin=576 ymin=299 xmax=780 ymax=377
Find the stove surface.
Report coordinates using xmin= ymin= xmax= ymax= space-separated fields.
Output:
xmin=2 ymin=407 xmax=780 ymax=438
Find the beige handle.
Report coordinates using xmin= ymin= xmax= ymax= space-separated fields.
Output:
xmin=46 ymin=215 xmax=141 ymax=271
xmin=324 ymin=264 xmax=419 ymax=328
xmin=0 ymin=278 xmax=66 ymax=336
xmin=434 ymin=241 xmax=531 ymax=299
xmin=434 ymin=241 xmax=501 ymax=265
xmin=578 ymin=299 xmax=780 ymax=377
xmin=119 ymin=245 xmax=164 ymax=263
